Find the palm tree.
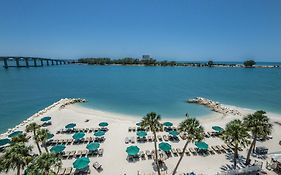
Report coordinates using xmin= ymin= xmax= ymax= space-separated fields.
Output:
xmin=27 ymin=153 xmax=62 ymax=175
xmin=11 ymin=133 xmax=30 ymax=143
xmin=36 ymin=128 xmax=50 ymax=153
xmin=0 ymin=143 xmax=33 ymax=175
xmin=172 ymin=118 xmax=204 ymax=175
xmin=243 ymin=110 xmax=272 ymax=165
xmin=26 ymin=122 xmax=41 ymax=154
xmin=140 ymin=112 xmax=162 ymax=175
xmin=221 ymin=119 xmax=250 ymax=169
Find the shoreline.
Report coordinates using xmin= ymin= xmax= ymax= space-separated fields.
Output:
xmin=1 ymin=97 xmax=281 ymax=138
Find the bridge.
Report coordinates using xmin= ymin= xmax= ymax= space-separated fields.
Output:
xmin=0 ymin=56 xmax=72 ymax=68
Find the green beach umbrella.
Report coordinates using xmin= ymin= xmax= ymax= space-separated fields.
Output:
xmin=72 ymin=132 xmax=85 ymax=140
xmin=163 ymin=122 xmax=173 ymax=127
xmin=41 ymin=116 xmax=51 ymax=122
xmin=159 ymin=142 xmax=172 ymax=152
xmin=94 ymin=130 xmax=105 ymax=137
xmin=212 ymin=126 xmax=224 ymax=132
xmin=99 ymin=122 xmax=108 ymax=127
xmin=8 ymin=131 xmax=23 ymax=138
xmin=50 ymin=144 xmax=66 ymax=154
xmin=136 ymin=131 xmax=147 ymax=137
xmin=73 ymin=157 xmax=90 ymax=170
xmin=47 ymin=133 xmax=54 ymax=139
xmin=126 ymin=146 xmax=140 ymax=156
xmin=65 ymin=123 xmax=76 ymax=129
xmin=169 ymin=130 xmax=179 ymax=137
xmin=86 ymin=142 xmax=100 ymax=151
xmin=0 ymin=138 xmax=11 ymax=147
xmin=195 ymin=141 xmax=208 ymax=150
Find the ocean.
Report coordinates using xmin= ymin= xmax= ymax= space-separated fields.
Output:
xmin=0 ymin=63 xmax=281 ymax=133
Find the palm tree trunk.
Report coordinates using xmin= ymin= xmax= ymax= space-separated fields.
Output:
xmin=234 ymin=145 xmax=238 ymax=169
xmin=36 ymin=141 xmax=42 ymax=155
xmin=33 ymin=129 xmax=42 ymax=154
xmin=246 ymin=137 xmax=256 ymax=165
xmin=44 ymin=143 xmax=49 ymax=153
xmin=17 ymin=165 xmax=20 ymax=175
xmin=153 ymin=132 xmax=161 ymax=175
xmin=172 ymin=140 xmax=189 ymax=175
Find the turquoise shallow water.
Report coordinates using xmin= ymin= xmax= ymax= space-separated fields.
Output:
xmin=0 ymin=64 xmax=281 ymax=133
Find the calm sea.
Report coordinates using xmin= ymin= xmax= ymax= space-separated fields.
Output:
xmin=0 ymin=63 xmax=281 ymax=133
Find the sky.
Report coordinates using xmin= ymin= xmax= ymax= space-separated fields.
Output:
xmin=0 ymin=0 xmax=281 ymax=61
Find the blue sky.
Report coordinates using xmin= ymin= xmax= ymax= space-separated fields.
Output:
xmin=0 ymin=0 xmax=281 ymax=61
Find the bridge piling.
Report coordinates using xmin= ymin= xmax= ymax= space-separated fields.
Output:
xmin=24 ymin=58 xmax=29 ymax=67
xmin=40 ymin=59 xmax=43 ymax=67
xmin=3 ymin=58 xmax=8 ymax=68
xmin=15 ymin=58 xmax=20 ymax=67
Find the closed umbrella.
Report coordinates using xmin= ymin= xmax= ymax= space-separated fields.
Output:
xmin=73 ymin=157 xmax=90 ymax=170
xmin=50 ymin=144 xmax=66 ymax=153
xmin=126 ymin=146 xmax=140 ymax=156
xmin=159 ymin=142 xmax=172 ymax=152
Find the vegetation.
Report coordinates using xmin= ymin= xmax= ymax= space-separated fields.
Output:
xmin=172 ymin=118 xmax=204 ymax=175
xmin=27 ymin=153 xmax=62 ymax=175
xmin=0 ymin=143 xmax=33 ymax=175
xmin=78 ymin=57 xmax=242 ymax=67
xmin=243 ymin=110 xmax=272 ymax=165
xmin=26 ymin=122 xmax=42 ymax=154
xmin=140 ymin=112 xmax=163 ymax=175
xmin=36 ymin=128 xmax=50 ymax=153
xmin=221 ymin=119 xmax=250 ymax=169
xmin=11 ymin=133 xmax=29 ymax=143
xmin=243 ymin=60 xmax=256 ymax=67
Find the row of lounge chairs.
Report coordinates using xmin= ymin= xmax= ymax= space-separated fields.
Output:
xmin=62 ymin=149 xmax=104 ymax=159
xmin=57 ymin=127 xmax=108 ymax=134
xmin=57 ymin=161 xmax=102 ymax=175
xmin=47 ymin=137 xmax=105 ymax=146
xmin=125 ymin=135 xmax=179 ymax=144
xmin=129 ymin=144 xmax=242 ymax=162
xmin=128 ymin=126 xmax=178 ymax=132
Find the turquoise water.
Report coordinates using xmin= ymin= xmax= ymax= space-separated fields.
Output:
xmin=0 ymin=64 xmax=281 ymax=133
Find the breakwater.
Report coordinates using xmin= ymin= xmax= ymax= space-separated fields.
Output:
xmin=187 ymin=97 xmax=242 ymax=116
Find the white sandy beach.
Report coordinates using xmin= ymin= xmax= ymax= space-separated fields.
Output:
xmin=1 ymin=99 xmax=281 ymax=175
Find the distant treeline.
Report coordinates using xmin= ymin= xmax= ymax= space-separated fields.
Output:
xmin=77 ymin=57 xmax=238 ymax=67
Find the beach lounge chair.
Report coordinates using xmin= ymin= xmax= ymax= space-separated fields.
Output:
xmin=64 ymin=167 xmax=72 ymax=175
xmin=131 ymin=137 xmax=135 ymax=143
xmin=185 ymin=150 xmax=191 ymax=156
xmin=216 ymin=145 xmax=226 ymax=153
xmin=157 ymin=135 xmax=162 ymax=141
xmin=93 ymin=162 xmax=102 ymax=171
xmin=163 ymin=135 xmax=169 ymax=141
xmin=57 ymin=168 xmax=65 ymax=175
xmin=208 ymin=148 xmax=215 ymax=155
xmin=211 ymin=146 xmax=220 ymax=153
xmin=76 ymin=150 xmax=82 ymax=157
xmin=68 ymin=151 xmax=76 ymax=159
xmin=189 ymin=148 xmax=197 ymax=155
xmin=128 ymin=127 xmax=132 ymax=132
xmin=172 ymin=148 xmax=178 ymax=155
xmin=63 ymin=151 xmax=71 ymax=159
xmin=98 ymin=148 xmax=103 ymax=156
xmin=82 ymin=150 xmax=88 ymax=156
xmin=148 ymin=136 xmax=152 ymax=142
xmin=132 ymin=127 xmax=136 ymax=132
xmin=125 ymin=137 xmax=129 ymax=144
xmin=145 ymin=150 xmax=151 ymax=158
xmin=176 ymin=148 xmax=183 ymax=154
xmin=222 ymin=144 xmax=232 ymax=152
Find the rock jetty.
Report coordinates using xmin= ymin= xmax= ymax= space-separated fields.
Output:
xmin=187 ymin=97 xmax=242 ymax=116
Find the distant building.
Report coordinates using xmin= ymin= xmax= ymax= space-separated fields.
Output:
xmin=142 ymin=55 xmax=150 ymax=60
